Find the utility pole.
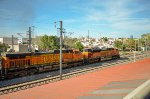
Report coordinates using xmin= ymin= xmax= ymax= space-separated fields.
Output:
xmin=88 ymin=30 xmax=89 ymax=42
xmin=32 ymin=26 xmax=35 ymax=38
xmin=12 ymin=35 xmax=14 ymax=51
xmin=138 ymin=38 xmax=140 ymax=51
xmin=55 ymin=21 xmax=63 ymax=80
xmin=134 ymin=40 xmax=136 ymax=62
xmin=134 ymin=51 xmax=136 ymax=62
xmin=28 ymin=27 xmax=32 ymax=52
xmin=145 ymin=38 xmax=147 ymax=57
xmin=122 ymin=37 xmax=124 ymax=51
xmin=135 ymin=40 xmax=136 ymax=51
xmin=87 ymin=30 xmax=90 ymax=47
xmin=145 ymin=39 xmax=147 ymax=52
xmin=60 ymin=21 xmax=63 ymax=80
xmin=54 ymin=21 xmax=63 ymax=80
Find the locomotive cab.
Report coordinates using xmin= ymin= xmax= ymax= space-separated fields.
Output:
xmin=82 ymin=48 xmax=93 ymax=58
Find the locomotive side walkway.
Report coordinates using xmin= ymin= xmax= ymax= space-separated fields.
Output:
xmin=0 ymin=58 xmax=150 ymax=99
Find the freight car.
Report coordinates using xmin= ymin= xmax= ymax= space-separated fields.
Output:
xmin=0 ymin=48 xmax=120 ymax=80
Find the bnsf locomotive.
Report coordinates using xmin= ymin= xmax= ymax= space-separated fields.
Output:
xmin=0 ymin=48 xmax=120 ymax=80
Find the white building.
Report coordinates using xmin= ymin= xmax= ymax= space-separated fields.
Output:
xmin=0 ymin=37 xmax=18 ymax=45
xmin=80 ymin=37 xmax=115 ymax=48
xmin=7 ymin=44 xmax=28 ymax=53
xmin=0 ymin=37 xmax=38 ymax=52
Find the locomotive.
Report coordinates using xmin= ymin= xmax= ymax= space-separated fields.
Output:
xmin=0 ymin=48 xmax=120 ymax=80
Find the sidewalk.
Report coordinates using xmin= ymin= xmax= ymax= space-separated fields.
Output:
xmin=0 ymin=58 xmax=150 ymax=99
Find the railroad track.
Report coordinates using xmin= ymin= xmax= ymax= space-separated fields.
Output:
xmin=0 ymin=52 xmax=150 ymax=95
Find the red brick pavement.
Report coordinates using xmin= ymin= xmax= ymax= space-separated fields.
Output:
xmin=0 ymin=58 xmax=150 ymax=99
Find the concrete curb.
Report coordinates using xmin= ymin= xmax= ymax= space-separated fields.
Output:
xmin=123 ymin=79 xmax=150 ymax=99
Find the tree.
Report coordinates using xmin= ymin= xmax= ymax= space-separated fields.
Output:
xmin=126 ymin=38 xmax=135 ymax=51
xmin=141 ymin=33 xmax=150 ymax=48
xmin=102 ymin=37 xmax=108 ymax=42
xmin=0 ymin=43 xmax=9 ymax=53
xmin=75 ymin=41 xmax=84 ymax=51
xmin=63 ymin=36 xmax=78 ymax=49
xmin=141 ymin=33 xmax=150 ymax=38
xmin=114 ymin=40 xmax=123 ymax=50
xmin=32 ymin=36 xmax=43 ymax=49
xmin=40 ymin=35 xmax=59 ymax=50
xmin=40 ymin=35 xmax=49 ymax=50
xmin=48 ymin=36 xmax=59 ymax=49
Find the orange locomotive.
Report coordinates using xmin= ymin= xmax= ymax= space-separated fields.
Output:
xmin=82 ymin=48 xmax=120 ymax=64
xmin=0 ymin=48 xmax=119 ymax=80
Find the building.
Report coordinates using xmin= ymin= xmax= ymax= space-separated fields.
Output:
xmin=0 ymin=37 xmax=38 ymax=52
xmin=0 ymin=37 xmax=18 ymax=45
xmin=80 ymin=37 xmax=115 ymax=48
xmin=7 ymin=44 xmax=28 ymax=53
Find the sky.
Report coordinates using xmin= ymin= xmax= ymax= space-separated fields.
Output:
xmin=0 ymin=0 xmax=150 ymax=38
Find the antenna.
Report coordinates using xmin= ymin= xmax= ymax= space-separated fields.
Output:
xmin=54 ymin=22 xmax=57 ymax=28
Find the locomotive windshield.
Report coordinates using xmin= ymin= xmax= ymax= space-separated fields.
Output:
xmin=54 ymin=49 xmax=73 ymax=53
xmin=83 ymin=48 xmax=92 ymax=52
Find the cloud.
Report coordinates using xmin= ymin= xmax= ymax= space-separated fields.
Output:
xmin=0 ymin=0 xmax=150 ymax=37
xmin=111 ymin=18 xmax=150 ymax=31
xmin=77 ymin=0 xmax=150 ymax=37
xmin=0 ymin=0 xmax=36 ymax=28
xmin=86 ymin=0 xmax=136 ymax=21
